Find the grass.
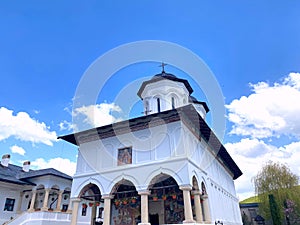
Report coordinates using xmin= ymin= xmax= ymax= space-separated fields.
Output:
xmin=240 ymin=195 xmax=261 ymax=204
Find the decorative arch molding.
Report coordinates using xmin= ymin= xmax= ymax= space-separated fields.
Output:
xmin=36 ymin=184 xmax=45 ymax=190
xmin=145 ymin=167 xmax=183 ymax=189
xmin=73 ymin=177 xmax=104 ymax=197
xmin=191 ymin=171 xmax=201 ymax=190
xmin=51 ymin=184 xmax=60 ymax=190
xmin=201 ymin=177 xmax=209 ymax=193
xmin=107 ymin=174 xmax=140 ymax=194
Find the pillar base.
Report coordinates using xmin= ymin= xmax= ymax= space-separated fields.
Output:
xmin=138 ymin=223 xmax=151 ymax=225
xmin=41 ymin=207 xmax=48 ymax=211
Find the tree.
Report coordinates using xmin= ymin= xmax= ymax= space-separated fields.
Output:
xmin=269 ymin=194 xmax=281 ymax=225
xmin=253 ymin=161 xmax=300 ymax=224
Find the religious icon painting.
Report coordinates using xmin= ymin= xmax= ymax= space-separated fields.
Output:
xmin=117 ymin=147 xmax=132 ymax=165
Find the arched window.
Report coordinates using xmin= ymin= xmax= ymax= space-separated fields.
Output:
xmin=145 ymin=100 xmax=149 ymax=115
xmin=171 ymin=97 xmax=175 ymax=109
xmin=157 ymin=98 xmax=161 ymax=113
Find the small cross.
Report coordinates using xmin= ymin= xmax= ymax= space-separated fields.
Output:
xmin=159 ymin=62 xmax=167 ymax=72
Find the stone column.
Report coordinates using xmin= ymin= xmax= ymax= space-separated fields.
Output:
xmin=55 ymin=190 xmax=64 ymax=212
xmin=17 ymin=192 xmax=24 ymax=213
xmin=138 ymin=190 xmax=151 ymax=225
xmin=103 ymin=195 xmax=114 ymax=225
xmin=41 ymin=188 xmax=50 ymax=211
xmin=28 ymin=190 xmax=37 ymax=212
xmin=180 ymin=185 xmax=195 ymax=223
xmin=202 ymin=194 xmax=211 ymax=223
xmin=192 ymin=190 xmax=203 ymax=223
xmin=70 ymin=198 xmax=81 ymax=225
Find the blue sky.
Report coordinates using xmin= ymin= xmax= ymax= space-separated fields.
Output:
xmin=1 ymin=1 xmax=300 ymax=200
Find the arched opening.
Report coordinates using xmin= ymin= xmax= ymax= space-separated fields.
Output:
xmin=61 ymin=187 xmax=71 ymax=212
xmin=48 ymin=185 xmax=60 ymax=210
xmin=157 ymin=98 xmax=161 ymax=113
xmin=171 ymin=97 xmax=175 ymax=109
xmin=111 ymin=180 xmax=139 ymax=225
xmin=145 ymin=100 xmax=150 ymax=115
xmin=148 ymin=174 xmax=183 ymax=224
xmin=35 ymin=184 xmax=45 ymax=210
xmin=191 ymin=176 xmax=202 ymax=223
xmin=201 ymin=182 xmax=211 ymax=222
xmin=78 ymin=183 xmax=102 ymax=225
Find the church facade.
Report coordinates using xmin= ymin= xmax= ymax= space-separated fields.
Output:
xmin=60 ymin=70 xmax=243 ymax=225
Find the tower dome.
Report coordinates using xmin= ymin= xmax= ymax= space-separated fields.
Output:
xmin=137 ymin=68 xmax=209 ymax=119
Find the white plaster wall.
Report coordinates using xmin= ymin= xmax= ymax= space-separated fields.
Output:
xmin=74 ymin=121 xmax=184 ymax=177
xmin=141 ymin=79 xmax=190 ymax=114
xmin=0 ymin=182 xmax=22 ymax=224
xmin=186 ymin=125 xmax=242 ymax=225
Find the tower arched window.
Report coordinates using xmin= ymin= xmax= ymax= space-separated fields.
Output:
xmin=171 ymin=97 xmax=175 ymax=109
xmin=145 ymin=100 xmax=149 ymax=115
xmin=157 ymin=98 xmax=161 ymax=113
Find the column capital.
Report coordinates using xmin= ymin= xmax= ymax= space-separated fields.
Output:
xmin=70 ymin=197 xmax=81 ymax=202
xmin=102 ymin=194 xmax=114 ymax=199
xmin=179 ymin=185 xmax=193 ymax=191
xmin=191 ymin=190 xmax=201 ymax=196
xmin=201 ymin=194 xmax=208 ymax=199
xmin=138 ymin=190 xmax=151 ymax=195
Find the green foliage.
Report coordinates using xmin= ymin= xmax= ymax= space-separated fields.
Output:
xmin=240 ymin=195 xmax=261 ymax=204
xmin=253 ymin=161 xmax=300 ymax=223
xmin=269 ymin=194 xmax=281 ymax=225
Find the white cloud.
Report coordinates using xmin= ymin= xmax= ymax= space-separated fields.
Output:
xmin=59 ymin=120 xmax=73 ymax=131
xmin=31 ymin=157 xmax=76 ymax=176
xmin=72 ymin=103 xmax=123 ymax=130
xmin=226 ymin=72 xmax=300 ymax=139
xmin=226 ymin=138 xmax=300 ymax=201
xmin=225 ymin=73 xmax=300 ymax=200
xmin=10 ymin=145 xmax=26 ymax=156
xmin=0 ymin=107 xmax=57 ymax=146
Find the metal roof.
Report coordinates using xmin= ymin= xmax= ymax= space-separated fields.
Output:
xmin=18 ymin=168 xmax=72 ymax=180
xmin=0 ymin=164 xmax=34 ymax=185
xmin=0 ymin=163 xmax=72 ymax=186
xmin=137 ymin=72 xmax=194 ymax=98
xmin=188 ymin=95 xmax=210 ymax=113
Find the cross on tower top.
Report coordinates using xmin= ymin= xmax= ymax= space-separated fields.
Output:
xmin=159 ymin=62 xmax=168 ymax=73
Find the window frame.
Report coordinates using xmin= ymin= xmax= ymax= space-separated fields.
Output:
xmin=4 ymin=198 xmax=15 ymax=212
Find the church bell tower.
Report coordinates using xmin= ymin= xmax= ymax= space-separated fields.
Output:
xmin=137 ymin=66 xmax=209 ymax=119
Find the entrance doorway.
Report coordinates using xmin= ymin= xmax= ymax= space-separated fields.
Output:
xmin=149 ymin=174 xmax=184 ymax=224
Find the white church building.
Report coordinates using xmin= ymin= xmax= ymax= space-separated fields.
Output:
xmin=59 ymin=70 xmax=243 ymax=225
xmin=0 ymin=154 xmax=72 ymax=225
